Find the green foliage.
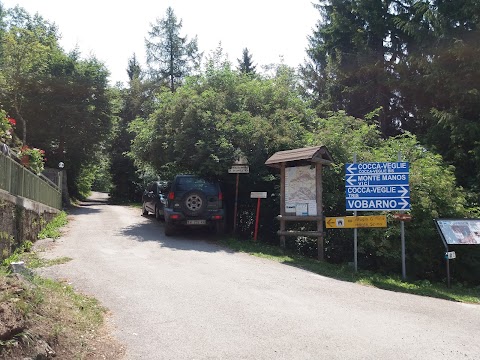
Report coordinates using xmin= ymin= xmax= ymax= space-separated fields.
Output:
xmin=74 ymin=164 xmax=97 ymax=200
xmin=18 ymin=145 xmax=46 ymax=174
xmin=129 ymin=64 xmax=311 ymax=181
xmin=91 ymin=152 xmax=112 ymax=192
xmin=38 ymin=211 xmax=67 ymax=240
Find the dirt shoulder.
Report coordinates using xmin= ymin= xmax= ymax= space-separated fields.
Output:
xmin=0 ymin=264 xmax=125 ymax=359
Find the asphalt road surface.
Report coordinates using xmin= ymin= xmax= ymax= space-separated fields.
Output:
xmin=38 ymin=192 xmax=480 ymax=360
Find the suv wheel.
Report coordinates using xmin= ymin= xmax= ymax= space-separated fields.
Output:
xmin=165 ymin=221 xmax=175 ymax=236
xmin=214 ymin=221 xmax=225 ymax=235
xmin=155 ymin=206 xmax=163 ymax=221
xmin=181 ymin=190 xmax=207 ymax=216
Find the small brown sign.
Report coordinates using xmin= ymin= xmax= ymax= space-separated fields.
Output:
xmin=393 ymin=213 xmax=412 ymax=222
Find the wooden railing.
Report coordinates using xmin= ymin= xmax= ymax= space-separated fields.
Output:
xmin=0 ymin=152 xmax=61 ymax=209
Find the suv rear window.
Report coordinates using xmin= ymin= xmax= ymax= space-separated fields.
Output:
xmin=176 ymin=177 xmax=217 ymax=193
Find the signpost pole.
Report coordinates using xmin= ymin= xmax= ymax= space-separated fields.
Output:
xmin=254 ymin=197 xmax=261 ymax=241
xmin=399 ymin=152 xmax=406 ymax=280
xmin=233 ymin=173 xmax=239 ymax=233
xmin=280 ymin=163 xmax=286 ymax=248
xmin=250 ymin=192 xmax=267 ymax=242
xmin=446 ymin=254 xmax=451 ymax=288
xmin=353 ymin=154 xmax=358 ymax=272
xmin=229 ymin=164 xmax=249 ymax=234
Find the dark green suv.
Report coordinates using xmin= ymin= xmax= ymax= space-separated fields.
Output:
xmin=163 ymin=175 xmax=225 ymax=236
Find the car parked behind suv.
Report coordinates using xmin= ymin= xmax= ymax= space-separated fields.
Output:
xmin=142 ymin=181 xmax=169 ymax=221
xmin=163 ymin=175 xmax=225 ymax=236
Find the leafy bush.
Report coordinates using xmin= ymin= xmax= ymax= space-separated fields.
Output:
xmin=312 ymin=112 xmax=477 ymax=282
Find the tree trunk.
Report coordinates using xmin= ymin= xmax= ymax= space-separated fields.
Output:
xmin=14 ymin=106 xmax=27 ymax=145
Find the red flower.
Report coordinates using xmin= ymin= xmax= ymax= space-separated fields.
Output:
xmin=40 ymin=149 xmax=45 ymax=154
xmin=7 ymin=117 xmax=16 ymax=126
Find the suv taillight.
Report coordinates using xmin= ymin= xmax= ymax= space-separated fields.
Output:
xmin=168 ymin=192 xmax=175 ymax=200
xmin=218 ymin=192 xmax=223 ymax=201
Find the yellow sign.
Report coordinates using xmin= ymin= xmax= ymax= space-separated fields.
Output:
xmin=325 ymin=215 xmax=387 ymax=229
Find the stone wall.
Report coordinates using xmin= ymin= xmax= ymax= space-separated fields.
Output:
xmin=0 ymin=190 xmax=59 ymax=261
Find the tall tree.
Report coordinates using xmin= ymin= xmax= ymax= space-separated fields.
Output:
xmin=25 ymin=50 xmax=113 ymax=198
xmin=0 ymin=6 xmax=59 ymax=144
xmin=237 ymin=48 xmax=256 ymax=75
xmin=109 ymin=55 xmax=156 ymax=201
xmin=145 ymin=7 xmax=200 ymax=92
xmin=127 ymin=53 xmax=142 ymax=81
xmin=301 ymin=0 xmax=399 ymax=137
xmin=396 ymin=0 xmax=480 ymax=192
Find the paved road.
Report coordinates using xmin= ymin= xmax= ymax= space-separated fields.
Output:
xmin=38 ymin=192 xmax=479 ymax=360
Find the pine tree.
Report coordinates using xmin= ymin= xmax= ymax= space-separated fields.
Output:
xmin=302 ymin=0 xmax=402 ymax=137
xmin=145 ymin=7 xmax=200 ymax=92
xmin=127 ymin=53 xmax=142 ymax=81
xmin=237 ymin=48 xmax=256 ymax=75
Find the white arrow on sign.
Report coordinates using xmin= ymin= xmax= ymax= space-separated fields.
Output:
xmin=400 ymin=198 xmax=409 ymax=209
xmin=346 ymin=176 xmax=357 ymax=186
xmin=347 ymin=164 xmax=357 ymax=174
xmin=400 ymin=186 xmax=409 ymax=197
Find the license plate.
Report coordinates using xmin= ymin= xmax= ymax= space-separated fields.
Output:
xmin=187 ymin=220 xmax=206 ymax=225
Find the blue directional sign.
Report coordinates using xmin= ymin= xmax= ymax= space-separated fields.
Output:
xmin=346 ymin=185 xmax=410 ymax=198
xmin=346 ymin=162 xmax=410 ymax=211
xmin=346 ymin=162 xmax=409 ymax=175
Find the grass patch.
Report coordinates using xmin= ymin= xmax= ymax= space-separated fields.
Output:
xmin=17 ymin=252 xmax=72 ymax=269
xmin=0 ymin=267 xmax=117 ymax=358
xmin=2 ymin=241 xmax=72 ymax=270
xmin=0 ymin=244 xmax=123 ymax=358
xmin=220 ymin=237 xmax=480 ymax=304
xmin=38 ymin=211 xmax=68 ymax=240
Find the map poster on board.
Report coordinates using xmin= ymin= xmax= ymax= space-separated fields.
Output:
xmin=285 ymin=166 xmax=316 ymax=215
xmin=435 ymin=219 xmax=480 ymax=245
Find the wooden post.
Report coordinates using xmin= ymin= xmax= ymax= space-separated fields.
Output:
xmin=316 ymin=163 xmax=324 ymax=261
xmin=280 ymin=163 xmax=286 ymax=248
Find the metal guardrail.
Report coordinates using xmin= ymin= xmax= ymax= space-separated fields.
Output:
xmin=0 ymin=152 xmax=62 ymax=209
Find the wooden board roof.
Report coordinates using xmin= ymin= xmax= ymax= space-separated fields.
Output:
xmin=265 ymin=145 xmax=333 ymax=168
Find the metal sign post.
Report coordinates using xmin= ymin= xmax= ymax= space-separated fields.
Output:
xmin=353 ymin=154 xmax=358 ymax=272
xmin=398 ymin=152 xmax=406 ymax=280
xmin=234 ymin=173 xmax=239 ymax=232
xmin=229 ymin=164 xmax=249 ymax=233
xmin=251 ymin=192 xmax=267 ymax=241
